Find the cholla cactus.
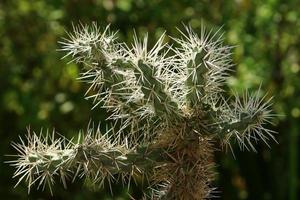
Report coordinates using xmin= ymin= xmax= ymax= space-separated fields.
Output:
xmin=8 ymin=23 xmax=276 ymax=199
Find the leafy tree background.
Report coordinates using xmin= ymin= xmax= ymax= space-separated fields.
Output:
xmin=0 ymin=0 xmax=299 ymax=199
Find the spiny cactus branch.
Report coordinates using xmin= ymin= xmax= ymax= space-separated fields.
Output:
xmin=8 ymin=23 xmax=277 ymax=199
xmin=9 ymin=128 xmax=173 ymax=194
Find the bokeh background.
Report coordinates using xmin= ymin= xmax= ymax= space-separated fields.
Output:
xmin=0 ymin=0 xmax=299 ymax=199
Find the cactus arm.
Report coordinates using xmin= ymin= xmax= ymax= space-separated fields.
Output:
xmin=185 ymin=49 xmax=209 ymax=107
xmin=9 ymin=130 xmax=169 ymax=193
xmin=204 ymin=91 xmax=276 ymax=151
xmin=134 ymin=60 xmax=179 ymax=119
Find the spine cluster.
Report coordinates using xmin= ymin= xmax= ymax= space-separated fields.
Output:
xmin=8 ymin=23 xmax=276 ymax=199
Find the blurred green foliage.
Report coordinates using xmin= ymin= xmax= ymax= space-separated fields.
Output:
xmin=0 ymin=0 xmax=299 ymax=199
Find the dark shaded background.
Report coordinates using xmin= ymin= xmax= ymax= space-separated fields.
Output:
xmin=0 ymin=0 xmax=299 ymax=199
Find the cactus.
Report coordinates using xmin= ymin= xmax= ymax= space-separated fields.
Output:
xmin=8 ymin=23 xmax=276 ymax=199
